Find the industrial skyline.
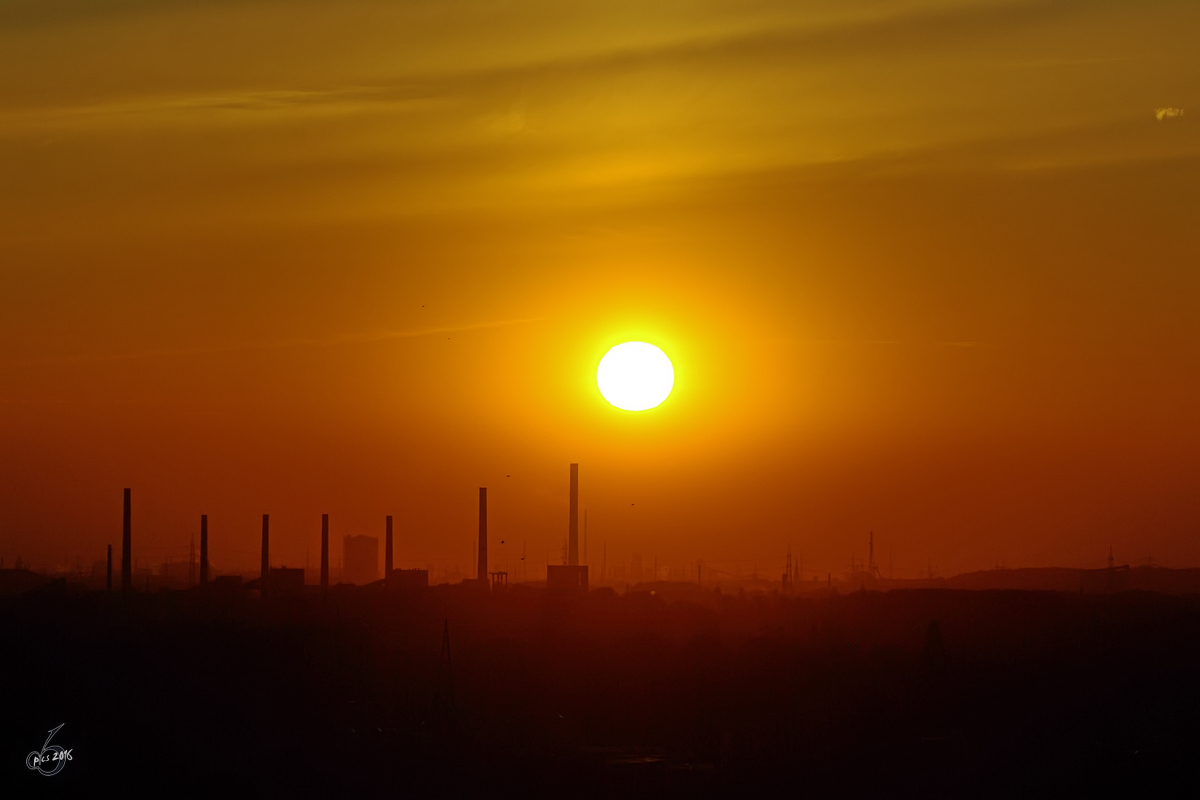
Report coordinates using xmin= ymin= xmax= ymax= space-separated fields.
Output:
xmin=15 ymin=462 xmax=1196 ymax=600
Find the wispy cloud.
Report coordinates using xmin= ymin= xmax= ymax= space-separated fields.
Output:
xmin=0 ymin=85 xmax=447 ymax=131
xmin=779 ymin=338 xmax=997 ymax=349
xmin=1155 ymin=107 xmax=1184 ymax=121
xmin=0 ymin=0 xmax=1103 ymax=132
xmin=1 ymin=317 xmax=547 ymax=369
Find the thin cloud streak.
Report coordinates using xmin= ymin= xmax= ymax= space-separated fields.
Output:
xmin=776 ymin=338 xmax=999 ymax=348
xmin=1 ymin=317 xmax=548 ymax=369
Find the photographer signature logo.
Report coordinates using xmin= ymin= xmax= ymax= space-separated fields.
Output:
xmin=26 ymin=723 xmax=73 ymax=777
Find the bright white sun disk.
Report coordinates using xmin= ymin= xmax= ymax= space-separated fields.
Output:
xmin=596 ymin=342 xmax=674 ymax=411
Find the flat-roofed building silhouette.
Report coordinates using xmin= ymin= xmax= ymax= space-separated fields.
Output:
xmin=270 ymin=567 xmax=305 ymax=595
xmin=390 ymin=568 xmax=429 ymax=590
xmin=547 ymin=564 xmax=588 ymax=593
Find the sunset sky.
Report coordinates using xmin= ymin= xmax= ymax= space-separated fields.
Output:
xmin=2 ymin=0 xmax=1198 ymax=578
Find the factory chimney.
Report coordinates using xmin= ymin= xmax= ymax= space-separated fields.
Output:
xmin=568 ymin=463 xmax=579 ymax=566
xmin=200 ymin=515 xmax=209 ymax=586
xmin=478 ymin=488 xmax=488 ymax=584
xmin=260 ymin=514 xmax=269 ymax=599
xmin=121 ymin=488 xmax=132 ymax=593
xmin=320 ymin=514 xmax=329 ymax=589
xmin=385 ymin=515 xmax=394 ymax=579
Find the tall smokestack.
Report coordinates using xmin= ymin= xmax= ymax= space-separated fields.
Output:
xmin=200 ymin=515 xmax=208 ymax=586
xmin=320 ymin=514 xmax=329 ymax=589
xmin=568 ymin=464 xmax=579 ymax=566
xmin=121 ymin=488 xmax=132 ymax=593
xmin=260 ymin=514 xmax=269 ymax=599
xmin=478 ymin=488 xmax=487 ymax=583
xmin=385 ymin=515 xmax=394 ymax=579
xmin=106 ymin=544 xmax=112 ymax=592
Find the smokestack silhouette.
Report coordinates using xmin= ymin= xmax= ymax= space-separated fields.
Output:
xmin=568 ymin=463 xmax=579 ymax=566
xmin=320 ymin=514 xmax=329 ymax=589
xmin=121 ymin=488 xmax=131 ymax=593
xmin=478 ymin=488 xmax=487 ymax=583
xmin=385 ymin=515 xmax=394 ymax=579
xmin=260 ymin=514 xmax=269 ymax=599
xmin=106 ymin=544 xmax=112 ymax=592
xmin=200 ymin=515 xmax=208 ymax=586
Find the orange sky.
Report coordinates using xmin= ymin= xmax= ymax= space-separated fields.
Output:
xmin=2 ymin=0 xmax=1198 ymax=578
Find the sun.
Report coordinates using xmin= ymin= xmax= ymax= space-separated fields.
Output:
xmin=596 ymin=342 xmax=675 ymax=411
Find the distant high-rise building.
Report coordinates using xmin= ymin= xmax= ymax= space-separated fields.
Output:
xmin=343 ymin=535 xmax=379 ymax=585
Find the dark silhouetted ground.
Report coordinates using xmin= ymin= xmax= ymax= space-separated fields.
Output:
xmin=5 ymin=583 xmax=1200 ymax=797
